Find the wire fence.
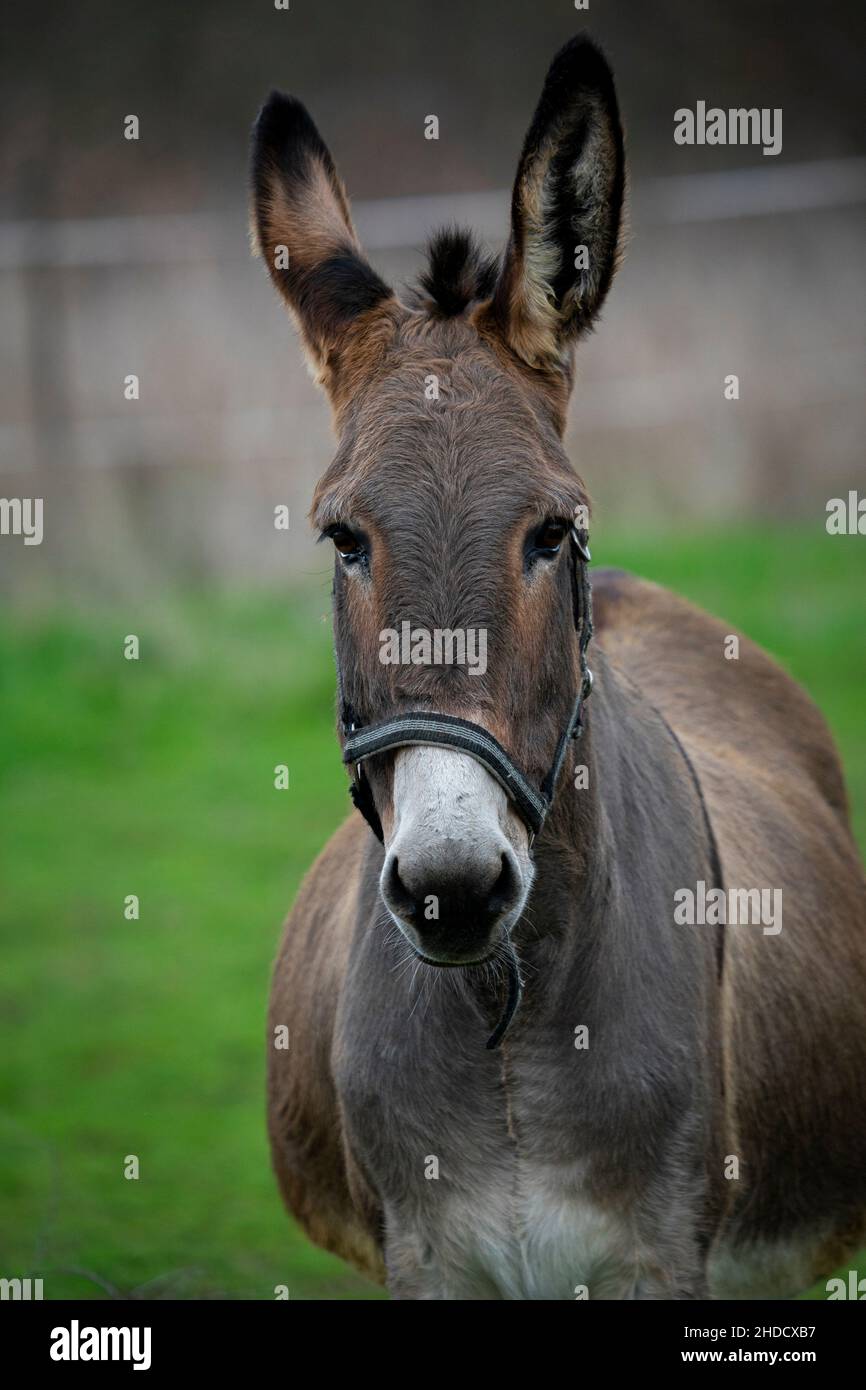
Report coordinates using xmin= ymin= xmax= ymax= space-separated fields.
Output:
xmin=2 ymin=159 xmax=864 ymax=591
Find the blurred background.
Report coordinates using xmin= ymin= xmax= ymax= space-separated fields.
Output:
xmin=1 ymin=0 xmax=864 ymax=1299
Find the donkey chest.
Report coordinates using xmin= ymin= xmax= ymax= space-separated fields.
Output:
xmin=338 ymin=959 xmax=698 ymax=1297
xmin=388 ymin=1159 xmax=638 ymax=1300
xmin=341 ymin=1055 xmax=639 ymax=1297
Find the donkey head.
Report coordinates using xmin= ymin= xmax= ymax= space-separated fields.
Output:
xmin=251 ymin=36 xmax=624 ymax=967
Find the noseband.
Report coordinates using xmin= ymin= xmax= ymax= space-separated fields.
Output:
xmin=336 ymin=526 xmax=594 ymax=1048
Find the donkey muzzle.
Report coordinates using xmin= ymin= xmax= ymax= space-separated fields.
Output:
xmin=380 ymin=745 xmax=530 ymax=965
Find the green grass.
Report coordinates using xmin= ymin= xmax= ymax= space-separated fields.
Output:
xmin=1 ymin=524 xmax=864 ymax=1299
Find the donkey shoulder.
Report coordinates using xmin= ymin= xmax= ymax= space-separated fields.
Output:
xmin=591 ymin=565 xmax=848 ymax=817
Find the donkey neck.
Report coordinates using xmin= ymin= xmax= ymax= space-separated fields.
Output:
xmin=519 ymin=644 xmax=720 ymax=980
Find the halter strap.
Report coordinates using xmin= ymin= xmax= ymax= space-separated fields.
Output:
xmin=344 ymin=713 xmax=549 ymax=833
xmin=340 ymin=527 xmax=594 ymax=848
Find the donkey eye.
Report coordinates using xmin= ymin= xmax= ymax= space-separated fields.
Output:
xmin=527 ymin=519 xmax=568 ymax=565
xmin=328 ymin=526 xmax=367 ymax=565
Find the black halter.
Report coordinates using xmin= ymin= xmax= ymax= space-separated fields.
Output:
xmin=341 ymin=527 xmax=594 ymax=845
xmin=336 ymin=526 xmax=594 ymax=1049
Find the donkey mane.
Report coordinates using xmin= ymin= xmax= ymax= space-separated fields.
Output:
xmin=408 ymin=227 xmax=499 ymax=317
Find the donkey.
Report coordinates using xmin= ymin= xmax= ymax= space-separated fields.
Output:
xmin=252 ymin=37 xmax=866 ymax=1299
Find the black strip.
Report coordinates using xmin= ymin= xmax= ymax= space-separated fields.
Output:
xmin=653 ymin=709 xmax=726 ymax=988
xmin=344 ymin=713 xmax=548 ymax=834
xmin=485 ymin=936 xmax=524 ymax=1049
xmin=348 ymin=774 xmax=384 ymax=842
xmin=540 ymin=690 xmax=583 ymax=803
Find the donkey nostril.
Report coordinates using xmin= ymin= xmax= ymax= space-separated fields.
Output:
xmin=384 ymin=856 xmax=418 ymax=920
xmin=488 ymin=853 xmax=520 ymax=917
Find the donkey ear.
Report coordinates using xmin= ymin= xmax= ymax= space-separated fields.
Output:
xmin=487 ymin=37 xmax=625 ymax=371
xmin=250 ymin=93 xmax=394 ymax=379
